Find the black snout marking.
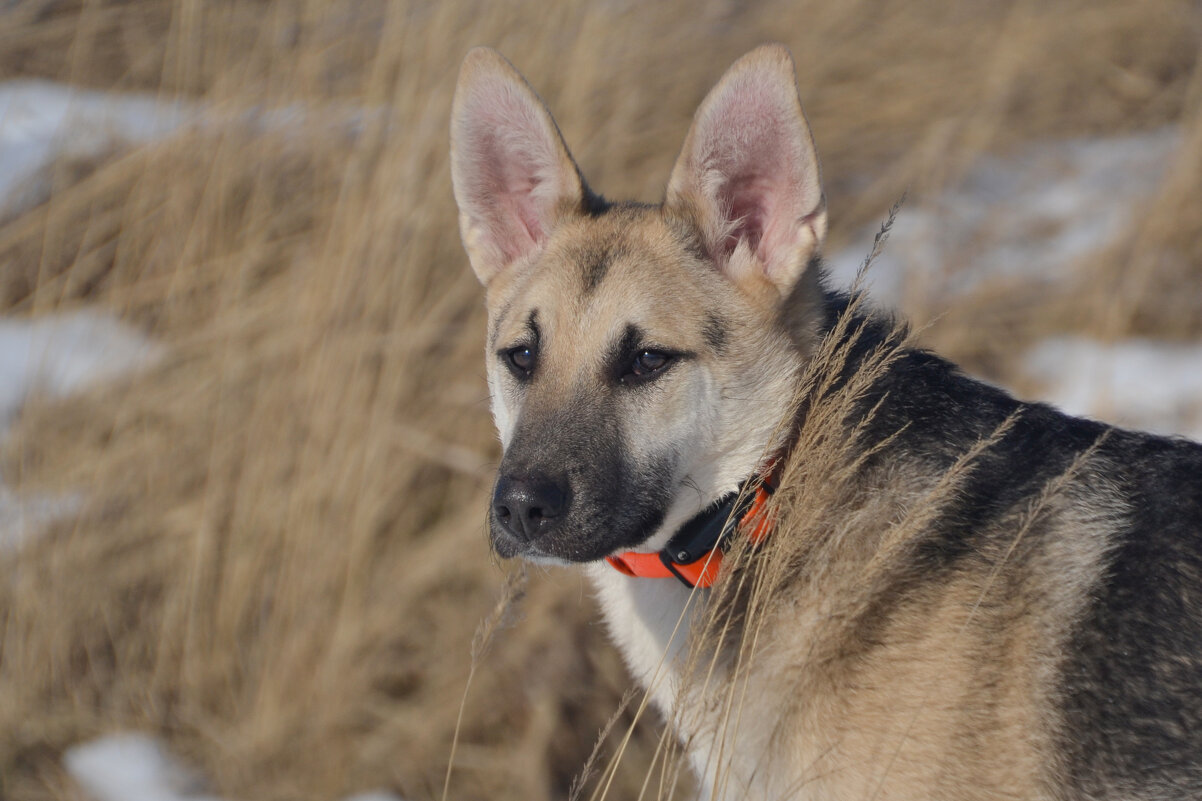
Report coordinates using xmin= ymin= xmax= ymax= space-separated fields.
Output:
xmin=491 ymin=391 xmax=676 ymax=562
xmin=493 ymin=473 xmax=569 ymax=542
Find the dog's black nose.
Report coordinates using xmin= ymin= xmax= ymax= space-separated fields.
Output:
xmin=493 ymin=473 xmax=568 ymax=542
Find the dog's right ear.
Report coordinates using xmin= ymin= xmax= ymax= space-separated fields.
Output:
xmin=666 ymin=44 xmax=826 ymax=300
xmin=450 ymin=48 xmax=587 ymax=287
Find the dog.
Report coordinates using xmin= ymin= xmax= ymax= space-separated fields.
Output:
xmin=450 ymin=43 xmax=1202 ymax=800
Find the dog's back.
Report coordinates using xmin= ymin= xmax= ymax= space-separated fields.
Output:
xmin=739 ymin=307 xmax=1202 ymax=798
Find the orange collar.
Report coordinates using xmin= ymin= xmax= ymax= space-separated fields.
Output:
xmin=605 ymin=470 xmax=777 ymax=588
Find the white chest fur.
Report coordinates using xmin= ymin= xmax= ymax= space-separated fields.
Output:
xmin=585 ymin=565 xmax=807 ymax=801
xmin=585 ymin=564 xmax=752 ymax=799
xmin=586 ymin=564 xmax=703 ymax=714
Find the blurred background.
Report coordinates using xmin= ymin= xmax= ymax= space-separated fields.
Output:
xmin=0 ymin=1 xmax=1199 ymax=800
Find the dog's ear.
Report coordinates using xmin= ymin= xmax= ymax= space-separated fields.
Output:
xmin=666 ymin=44 xmax=826 ymax=298
xmin=451 ymin=48 xmax=587 ymax=286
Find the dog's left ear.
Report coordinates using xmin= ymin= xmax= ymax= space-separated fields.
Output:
xmin=450 ymin=47 xmax=587 ymax=287
xmin=666 ymin=44 xmax=827 ymax=298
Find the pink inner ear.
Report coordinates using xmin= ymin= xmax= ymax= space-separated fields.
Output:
xmin=691 ymin=76 xmax=818 ymax=272
xmin=464 ymin=130 xmax=548 ymax=264
xmin=498 ymin=163 xmax=546 ymax=248
xmin=725 ymin=175 xmax=779 ymax=258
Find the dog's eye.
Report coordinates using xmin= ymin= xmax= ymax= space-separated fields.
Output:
xmin=503 ymin=345 xmax=537 ymax=379
xmin=623 ymin=350 xmax=673 ymax=383
xmin=634 ymin=351 xmax=670 ymax=373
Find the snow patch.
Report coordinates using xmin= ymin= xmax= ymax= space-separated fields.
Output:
xmin=0 ymin=310 xmax=161 ymax=425
xmin=65 ymin=733 xmax=408 ymax=801
xmin=0 ymin=79 xmax=379 ymax=213
xmin=0 ymin=80 xmax=190 ymax=211
xmin=0 ymin=486 xmax=80 ymax=553
xmin=0 ymin=311 xmax=161 ymax=550
xmin=1023 ymin=337 xmax=1202 ymax=441
xmin=64 ymin=734 xmax=220 ymax=801
xmin=828 ymin=129 xmax=1181 ymax=307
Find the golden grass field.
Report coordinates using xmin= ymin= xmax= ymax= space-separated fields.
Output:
xmin=0 ymin=1 xmax=1200 ymax=799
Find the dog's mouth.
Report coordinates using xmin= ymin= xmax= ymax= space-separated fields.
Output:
xmin=490 ymin=531 xmax=572 ymax=566
xmin=488 ymin=499 xmax=667 ymax=564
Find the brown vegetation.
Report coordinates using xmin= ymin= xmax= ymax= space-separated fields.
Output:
xmin=0 ymin=1 xmax=1199 ymax=799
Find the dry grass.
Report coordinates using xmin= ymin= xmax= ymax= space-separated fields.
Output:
xmin=0 ymin=1 xmax=1199 ymax=799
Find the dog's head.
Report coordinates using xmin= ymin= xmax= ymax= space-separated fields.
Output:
xmin=450 ymin=45 xmax=827 ymax=564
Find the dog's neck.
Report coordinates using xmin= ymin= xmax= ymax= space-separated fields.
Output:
xmin=605 ymin=465 xmax=779 ymax=588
